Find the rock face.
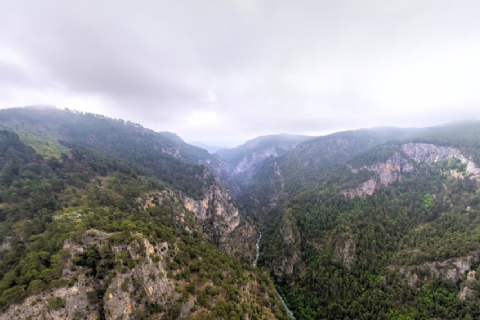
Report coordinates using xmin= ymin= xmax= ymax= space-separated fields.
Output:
xmin=139 ymin=184 xmax=258 ymax=261
xmin=103 ymin=238 xmax=175 ymax=319
xmin=216 ymin=134 xmax=312 ymax=186
xmin=180 ymin=183 xmax=257 ymax=261
xmin=181 ymin=186 xmax=240 ymax=233
xmin=1 ymin=231 xmax=176 ymax=320
xmin=333 ymin=235 xmax=356 ymax=269
xmin=402 ymin=143 xmax=463 ymax=164
xmin=342 ymin=153 xmax=413 ymax=198
xmin=395 ymin=254 xmax=479 ymax=299
xmin=1 ymin=276 xmax=95 ymax=320
xmin=402 ymin=143 xmax=480 ymax=181
xmin=459 ymin=270 xmax=477 ymax=300
xmin=342 ymin=179 xmax=377 ymax=199
xmin=343 ymin=143 xmax=480 ymax=199
xmin=269 ymin=214 xmax=302 ymax=278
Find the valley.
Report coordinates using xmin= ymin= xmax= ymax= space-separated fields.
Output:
xmin=2 ymin=107 xmax=480 ymax=319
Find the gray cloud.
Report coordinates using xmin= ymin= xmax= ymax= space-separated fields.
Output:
xmin=1 ymin=0 xmax=480 ymax=146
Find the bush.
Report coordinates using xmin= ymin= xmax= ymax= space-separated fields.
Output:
xmin=47 ymin=297 xmax=64 ymax=310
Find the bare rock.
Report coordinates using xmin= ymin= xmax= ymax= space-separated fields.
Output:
xmin=333 ymin=235 xmax=356 ymax=269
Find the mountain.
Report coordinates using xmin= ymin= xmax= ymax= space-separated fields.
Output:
xmin=0 ymin=107 xmax=290 ymax=319
xmin=4 ymin=106 xmax=480 ymax=320
xmin=237 ymin=127 xmax=422 ymax=224
xmin=246 ymin=122 xmax=480 ymax=319
xmin=188 ymin=141 xmax=227 ymax=154
xmin=216 ymin=134 xmax=313 ymax=188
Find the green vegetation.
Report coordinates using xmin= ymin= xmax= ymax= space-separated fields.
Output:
xmin=255 ymin=123 xmax=480 ymax=319
xmin=435 ymin=157 xmax=467 ymax=173
xmin=0 ymin=129 xmax=287 ymax=319
xmin=47 ymin=297 xmax=65 ymax=310
xmin=0 ymin=107 xmax=216 ymax=199
xmin=17 ymin=133 xmax=69 ymax=158
xmin=4 ymin=108 xmax=480 ymax=319
xmin=260 ymin=169 xmax=480 ymax=319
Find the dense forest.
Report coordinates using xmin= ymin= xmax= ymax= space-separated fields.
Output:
xmin=252 ymin=123 xmax=480 ymax=320
xmin=3 ymin=107 xmax=480 ymax=320
xmin=0 ymin=112 xmax=288 ymax=319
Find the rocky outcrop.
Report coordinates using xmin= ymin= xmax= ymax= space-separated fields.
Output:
xmin=279 ymin=217 xmax=296 ymax=246
xmin=333 ymin=235 xmax=356 ymax=269
xmin=1 ymin=226 xmax=283 ymax=320
xmin=402 ymin=143 xmax=462 ymax=164
xmin=181 ymin=186 xmax=240 ymax=233
xmin=343 ymin=142 xmax=480 ymax=199
xmin=342 ymin=153 xmax=413 ymax=198
xmin=233 ymin=146 xmax=280 ymax=175
xmin=342 ymin=179 xmax=377 ymax=199
xmin=1 ymin=230 xmax=176 ymax=320
xmin=216 ymin=134 xmax=312 ymax=186
xmin=2 ymin=275 xmax=96 ymax=320
xmin=402 ymin=143 xmax=480 ymax=181
xmin=179 ymin=183 xmax=258 ymax=261
xmin=137 ymin=184 xmax=257 ymax=261
xmin=270 ymin=214 xmax=302 ymax=278
xmin=459 ymin=270 xmax=476 ymax=300
xmin=394 ymin=254 xmax=479 ymax=296
xmin=0 ymin=237 xmax=12 ymax=252
xmin=103 ymin=238 xmax=175 ymax=319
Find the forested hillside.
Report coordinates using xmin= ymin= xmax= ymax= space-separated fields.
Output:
xmin=252 ymin=122 xmax=480 ymax=319
xmin=0 ymin=107 xmax=221 ymax=198
xmin=0 ymin=128 xmax=287 ymax=319
xmin=0 ymin=107 xmax=256 ymax=257
xmin=238 ymin=127 xmax=420 ymax=226
xmin=3 ymin=107 xmax=480 ymax=320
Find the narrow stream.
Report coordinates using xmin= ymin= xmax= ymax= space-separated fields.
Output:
xmin=253 ymin=232 xmax=296 ymax=320
xmin=253 ymin=232 xmax=262 ymax=267
xmin=275 ymin=290 xmax=296 ymax=320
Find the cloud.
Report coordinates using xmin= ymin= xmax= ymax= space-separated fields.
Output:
xmin=1 ymin=0 xmax=480 ymax=146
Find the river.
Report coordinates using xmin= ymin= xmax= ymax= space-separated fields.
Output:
xmin=253 ymin=232 xmax=296 ymax=320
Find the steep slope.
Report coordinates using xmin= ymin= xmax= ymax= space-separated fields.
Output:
xmin=257 ymin=123 xmax=480 ymax=319
xmin=216 ymin=134 xmax=312 ymax=187
xmin=239 ymin=127 xmax=420 ymax=224
xmin=0 ymin=107 xmax=255 ymax=260
xmin=0 ymin=130 xmax=288 ymax=319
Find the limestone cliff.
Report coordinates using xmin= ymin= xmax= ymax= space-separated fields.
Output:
xmin=343 ymin=143 xmax=480 ymax=199
xmin=267 ymin=213 xmax=302 ymax=279
xmin=216 ymin=134 xmax=312 ymax=187
xmin=393 ymin=253 xmax=479 ymax=300
xmin=402 ymin=143 xmax=480 ymax=181
xmin=138 ymin=184 xmax=257 ymax=262
xmin=1 ymin=230 xmax=176 ymax=320
xmin=1 ymin=228 xmax=285 ymax=320
xmin=342 ymin=152 xmax=414 ymax=198
xmin=179 ymin=183 xmax=257 ymax=261
xmin=333 ymin=235 xmax=356 ymax=269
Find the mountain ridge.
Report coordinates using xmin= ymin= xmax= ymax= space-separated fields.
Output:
xmin=3 ymin=107 xmax=480 ymax=319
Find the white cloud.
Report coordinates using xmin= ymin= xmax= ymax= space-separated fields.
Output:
xmin=0 ymin=0 xmax=479 ymax=146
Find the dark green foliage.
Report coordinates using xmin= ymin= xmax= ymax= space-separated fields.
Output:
xmin=257 ymin=122 xmax=480 ymax=319
xmin=47 ymin=297 xmax=64 ymax=310
xmin=0 ymin=128 xmax=287 ymax=319
xmin=0 ymin=107 xmax=215 ymax=199
xmin=261 ymin=170 xmax=480 ymax=319
xmin=240 ymin=128 xmax=420 ymax=226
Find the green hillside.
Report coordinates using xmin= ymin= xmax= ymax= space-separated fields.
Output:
xmin=0 ymin=129 xmax=287 ymax=319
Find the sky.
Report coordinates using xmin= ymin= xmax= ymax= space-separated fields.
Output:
xmin=1 ymin=1 xmax=480 ymax=147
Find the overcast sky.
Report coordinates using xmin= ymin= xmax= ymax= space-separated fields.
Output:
xmin=1 ymin=1 xmax=480 ymax=147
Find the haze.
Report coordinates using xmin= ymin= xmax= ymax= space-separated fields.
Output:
xmin=1 ymin=0 xmax=479 ymax=147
